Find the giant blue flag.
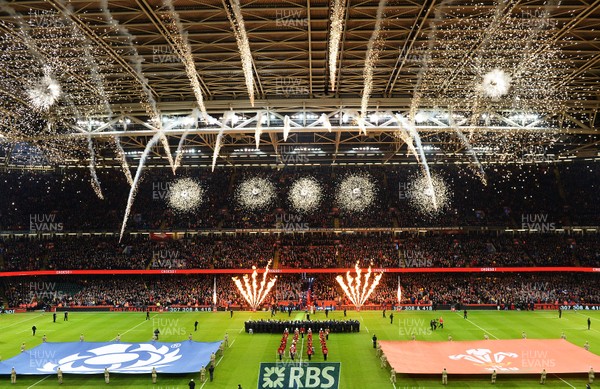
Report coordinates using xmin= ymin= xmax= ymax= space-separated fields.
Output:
xmin=0 ymin=341 xmax=221 ymax=375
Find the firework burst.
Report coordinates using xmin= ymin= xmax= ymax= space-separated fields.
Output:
xmin=407 ymin=172 xmax=451 ymax=216
xmin=336 ymin=173 xmax=377 ymax=213
xmin=27 ymin=66 xmax=61 ymax=111
xmin=236 ymin=177 xmax=276 ymax=211
xmin=167 ymin=178 xmax=204 ymax=213
xmin=480 ymin=68 xmax=511 ymax=99
xmin=288 ymin=177 xmax=323 ymax=213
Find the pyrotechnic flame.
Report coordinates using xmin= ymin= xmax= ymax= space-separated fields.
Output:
xmin=225 ymin=0 xmax=255 ymax=106
xmin=232 ymin=261 xmax=277 ymax=310
xmin=359 ymin=0 xmax=387 ymax=128
xmin=114 ymin=136 xmax=134 ymax=186
xmin=319 ymin=113 xmax=332 ymax=132
xmin=86 ymin=132 xmax=104 ymax=199
xmin=255 ymin=111 xmax=263 ymax=150
xmin=283 ymin=115 xmax=291 ymax=141
xmin=392 ymin=114 xmax=419 ymax=160
xmin=162 ymin=0 xmax=209 ymax=123
xmin=101 ymin=1 xmax=176 ymax=173
xmin=119 ymin=131 xmax=164 ymax=241
xmin=396 ymin=114 xmax=438 ymax=210
xmin=328 ymin=0 xmax=345 ymax=91
xmin=336 ymin=262 xmax=382 ymax=309
xmin=212 ymin=127 xmax=224 ymax=172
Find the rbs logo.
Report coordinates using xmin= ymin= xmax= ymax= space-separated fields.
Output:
xmin=258 ymin=362 xmax=340 ymax=389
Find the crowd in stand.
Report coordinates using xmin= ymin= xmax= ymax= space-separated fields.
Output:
xmin=4 ymin=272 xmax=599 ymax=310
xmin=3 ymin=276 xmax=244 ymax=309
xmin=369 ymin=273 xmax=600 ymax=308
xmin=0 ymin=163 xmax=599 ymax=232
xmin=1 ymin=163 xmax=599 ymax=311
xmin=1 ymin=232 xmax=598 ymax=271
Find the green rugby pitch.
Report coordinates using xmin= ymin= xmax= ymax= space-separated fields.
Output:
xmin=0 ymin=309 xmax=598 ymax=388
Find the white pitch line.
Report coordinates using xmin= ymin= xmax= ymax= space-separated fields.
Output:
xmin=239 ymin=327 xmax=244 ymax=333
xmin=360 ymin=316 xmax=370 ymax=333
xmin=27 ymin=374 xmax=51 ymax=388
xmin=552 ymin=374 xmax=576 ymax=388
xmin=200 ymin=351 xmax=227 ymax=389
xmin=1 ymin=313 xmax=45 ymax=329
xmin=201 ymin=338 xmax=233 ymax=388
xmin=299 ymin=332 xmax=305 ymax=363
xmin=17 ymin=328 xmax=59 ymax=334
xmin=574 ymin=312 xmax=600 ymax=334
xmin=110 ymin=314 xmax=157 ymax=340
xmin=455 ymin=312 xmax=499 ymax=339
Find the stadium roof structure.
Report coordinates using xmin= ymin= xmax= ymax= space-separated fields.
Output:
xmin=0 ymin=0 xmax=598 ymax=169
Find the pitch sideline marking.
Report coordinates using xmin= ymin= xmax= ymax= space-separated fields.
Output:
xmin=111 ymin=314 xmax=157 ymax=341
xmin=299 ymin=330 xmax=305 ymax=363
xmin=17 ymin=328 xmax=59 ymax=334
xmin=2 ymin=313 xmax=46 ymax=330
xmin=574 ymin=312 xmax=600 ymax=334
xmin=26 ymin=374 xmax=50 ymax=388
xmin=198 ymin=353 xmax=227 ymax=389
xmin=200 ymin=340 xmax=231 ymax=389
xmin=360 ymin=316 xmax=370 ymax=333
xmin=552 ymin=374 xmax=576 ymax=388
xmin=454 ymin=312 xmax=499 ymax=339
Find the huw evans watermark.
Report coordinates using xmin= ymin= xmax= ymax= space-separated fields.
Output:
xmin=276 ymin=146 xmax=310 ymax=164
xmin=152 ymin=182 xmax=171 ymax=200
xmin=398 ymin=318 xmax=433 ymax=337
xmin=275 ymin=77 xmax=310 ymax=96
xmin=29 ymin=349 xmax=59 ymax=369
xmin=521 ymin=214 xmax=555 ymax=232
xmin=276 ymin=213 xmax=309 ymax=232
xmin=152 ymin=46 xmax=179 ymax=63
xmin=152 ymin=317 xmax=186 ymax=337
xmin=520 ymin=350 xmax=556 ymax=369
xmin=151 ymin=250 xmax=186 ymax=269
xmin=275 ymin=10 xmax=308 ymax=28
xmin=402 ymin=250 xmax=433 ymax=268
xmin=29 ymin=214 xmax=63 ymax=232
xmin=28 ymin=281 xmax=67 ymax=301
xmin=398 ymin=182 xmax=414 ymax=200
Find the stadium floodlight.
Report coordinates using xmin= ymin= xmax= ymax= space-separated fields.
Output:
xmin=232 ymin=261 xmax=277 ymax=311
xmin=336 ymin=262 xmax=383 ymax=310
